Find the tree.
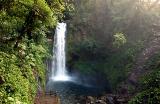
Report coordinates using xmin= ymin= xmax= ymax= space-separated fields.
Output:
xmin=0 ymin=0 xmax=66 ymax=103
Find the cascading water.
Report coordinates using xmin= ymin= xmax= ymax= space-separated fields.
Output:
xmin=51 ymin=23 xmax=71 ymax=81
xmin=46 ymin=23 xmax=110 ymax=104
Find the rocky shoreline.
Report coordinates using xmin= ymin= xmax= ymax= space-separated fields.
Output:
xmin=34 ymin=90 xmax=130 ymax=104
xmin=74 ymin=94 xmax=130 ymax=104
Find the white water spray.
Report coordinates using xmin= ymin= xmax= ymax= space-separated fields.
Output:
xmin=51 ymin=23 xmax=71 ymax=81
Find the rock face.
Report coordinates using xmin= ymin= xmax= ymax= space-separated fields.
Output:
xmin=34 ymin=91 xmax=60 ymax=104
xmin=118 ymin=37 xmax=160 ymax=95
xmin=75 ymin=94 xmax=129 ymax=104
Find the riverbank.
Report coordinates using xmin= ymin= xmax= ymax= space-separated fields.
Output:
xmin=34 ymin=93 xmax=130 ymax=104
xmin=34 ymin=91 xmax=60 ymax=104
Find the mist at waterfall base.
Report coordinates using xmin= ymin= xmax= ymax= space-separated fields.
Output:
xmin=46 ymin=23 xmax=110 ymax=103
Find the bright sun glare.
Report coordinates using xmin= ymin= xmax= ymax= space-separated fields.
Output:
xmin=144 ymin=0 xmax=160 ymax=3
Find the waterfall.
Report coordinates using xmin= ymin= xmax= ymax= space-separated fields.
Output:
xmin=51 ymin=23 xmax=70 ymax=81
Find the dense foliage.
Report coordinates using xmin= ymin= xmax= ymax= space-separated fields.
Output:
xmin=129 ymin=71 xmax=160 ymax=104
xmin=1 ymin=0 xmax=160 ymax=103
xmin=66 ymin=2 xmax=160 ymax=104
xmin=129 ymin=53 xmax=160 ymax=104
xmin=66 ymin=1 xmax=160 ymax=103
xmin=0 ymin=0 xmax=66 ymax=103
xmin=67 ymin=0 xmax=160 ymax=90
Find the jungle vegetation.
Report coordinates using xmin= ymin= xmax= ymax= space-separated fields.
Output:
xmin=67 ymin=0 xmax=160 ymax=103
xmin=1 ymin=0 xmax=160 ymax=104
xmin=0 ymin=0 xmax=71 ymax=103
